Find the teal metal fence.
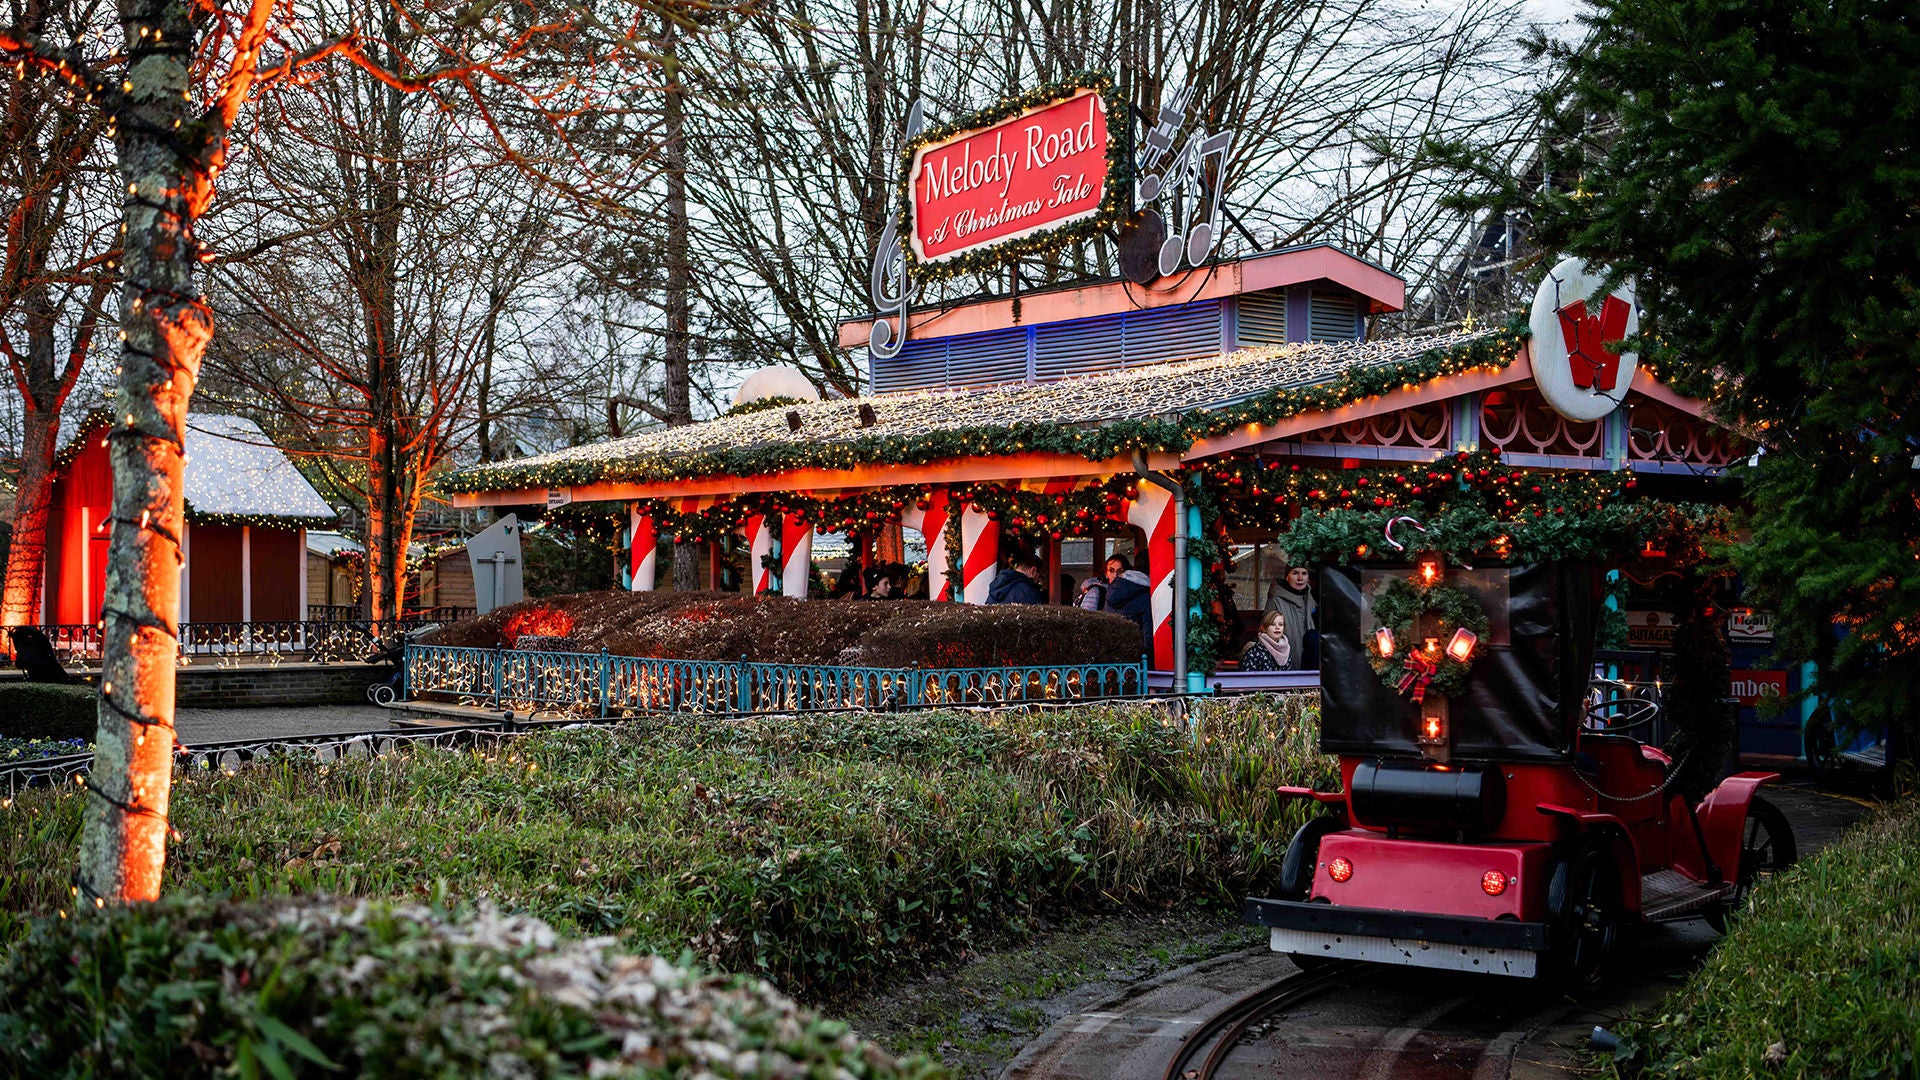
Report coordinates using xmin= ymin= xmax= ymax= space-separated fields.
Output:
xmin=403 ymin=644 xmax=1148 ymax=717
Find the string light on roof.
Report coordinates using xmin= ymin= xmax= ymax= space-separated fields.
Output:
xmin=450 ymin=327 xmax=1522 ymax=495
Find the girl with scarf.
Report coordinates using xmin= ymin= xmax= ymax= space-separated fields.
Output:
xmin=1239 ymin=609 xmax=1291 ymax=670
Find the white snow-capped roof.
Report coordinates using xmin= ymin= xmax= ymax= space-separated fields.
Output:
xmin=306 ymin=530 xmax=363 ymax=557
xmin=183 ymin=414 xmax=335 ymax=522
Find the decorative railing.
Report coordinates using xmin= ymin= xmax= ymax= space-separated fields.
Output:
xmin=13 ymin=619 xmax=450 ymax=665
xmin=306 ymin=606 xmax=475 ymax=623
xmin=1 ymin=725 xmax=525 ymax=798
xmin=403 ymin=644 xmax=1150 ymax=718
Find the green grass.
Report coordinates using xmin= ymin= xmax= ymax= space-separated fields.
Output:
xmin=0 ymin=695 xmax=1334 ymax=999
xmin=1608 ymin=798 xmax=1920 ymax=1079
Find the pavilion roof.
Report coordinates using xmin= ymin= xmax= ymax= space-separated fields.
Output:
xmin=445 ymin=327 xmax=1519 ymax=496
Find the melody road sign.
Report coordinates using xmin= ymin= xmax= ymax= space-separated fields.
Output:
xmin=907 ymin=86 xmax=1113 ymax=265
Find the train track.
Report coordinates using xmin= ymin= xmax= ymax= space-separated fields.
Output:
xmin=1160 ymin=962 xmax=1369 ymax=1080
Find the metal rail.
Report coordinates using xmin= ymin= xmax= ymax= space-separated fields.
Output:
xmin=1162 ymin=963 xmax=1366 ymax=1080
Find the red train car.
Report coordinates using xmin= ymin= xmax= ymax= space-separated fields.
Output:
xmin=1244 ymin=554 xmax=1794 ymax=987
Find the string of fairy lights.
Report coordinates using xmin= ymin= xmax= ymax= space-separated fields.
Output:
xmin=404 ymin=646 xmax=1144 ymax=718
xmin=446 ymin=323 xmax=1524 ymax=496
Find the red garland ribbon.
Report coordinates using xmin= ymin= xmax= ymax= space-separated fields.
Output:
xmin=1396 ymin=649 xmax=1439 ymax=702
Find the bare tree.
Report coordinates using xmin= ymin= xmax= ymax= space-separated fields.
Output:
xmin=1 ymin=0 xmax=734 ymax=904
xmin=0 ymin=0 xmax=117 ymax=628
xmin=664 ymin=0 xmax=1543 ymax=401
xmin=200 ymin=12 xmax=570 ymax=620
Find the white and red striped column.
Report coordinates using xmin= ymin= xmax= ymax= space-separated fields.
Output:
xmin=1126 ymin=484 xmax=1178 ymax=670
xmin=958 ymin=504 xmax=1001 ymax=604
xmin=780 ymin=515 xmax=813 ymax=598
xmin=899 ymin=487 xmax=954 ymax=601
xmin=743 ymin=514 xmax=776 ymax=595
xmin=627 ymin=503 xmax=657 ymax=591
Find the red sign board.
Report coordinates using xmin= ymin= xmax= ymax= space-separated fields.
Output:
xmin=1729 ymin=669 xmax=1788 ymax=706
xmin=908 ymin=88 xmax=1111 ymax=265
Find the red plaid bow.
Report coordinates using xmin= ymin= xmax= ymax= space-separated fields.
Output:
xmin=1397 ymin=650 xmax=1439 ymax=702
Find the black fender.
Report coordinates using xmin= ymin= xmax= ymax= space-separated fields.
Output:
xmin=1279 ymin=814 xmax=1347 ymax=900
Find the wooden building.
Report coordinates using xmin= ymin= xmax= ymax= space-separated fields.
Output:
xmin=443 ymin=244 xmax=1740 ymax=693
xmin=44 ymin=412 xmax=335 ymax=625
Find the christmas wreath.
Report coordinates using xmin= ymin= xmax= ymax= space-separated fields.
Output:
xmin=1368 ymin=576 xmax=1492 ymax=699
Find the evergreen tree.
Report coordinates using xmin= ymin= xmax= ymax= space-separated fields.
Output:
xmin=1523 ymin=0 xmax=1918 ymax=770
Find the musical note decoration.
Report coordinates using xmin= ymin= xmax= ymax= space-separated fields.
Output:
xmin=869 ymin=98 xmax=929 ymax=360
xmin=1134 ymin=84 xmax=1234 ymax=279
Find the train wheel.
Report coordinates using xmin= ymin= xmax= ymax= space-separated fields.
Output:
xmin=1546 ymin=845 xmax=1620 ymax=992
xmin=1704 ymin=794 xmax=1797 ymax=933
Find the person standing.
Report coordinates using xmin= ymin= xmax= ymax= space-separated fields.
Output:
xmin=986 ymin=552 xmax=1045 ymax=604
xmin=1102 ymin=554 xmax=1154 ymax=655
xmin=1264 ymin=564 xmax=1317 ymax=669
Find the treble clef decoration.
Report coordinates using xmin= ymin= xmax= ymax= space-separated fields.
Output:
xmin=869 ymin=98 xmax=928 ymax=360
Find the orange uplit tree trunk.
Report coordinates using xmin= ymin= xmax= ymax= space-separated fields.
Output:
xmin=61 ymin=0 xmax=273 ymax=904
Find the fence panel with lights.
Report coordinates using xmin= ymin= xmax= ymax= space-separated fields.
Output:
xmin=16 ymin=618 xmax=459 ymax=665
xmin=401 ymin=644 xmax=1150 ymax=718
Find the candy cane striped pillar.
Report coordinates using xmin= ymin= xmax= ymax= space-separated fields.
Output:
xmin=899 ymin=488 xmax=954 ymax=601
xmin=959 ymin=505 xmax=1001 ymax=604
xmin=744 ymin=514 xmax=776 ymax=595
xmin=627 ymin=503 xmax=657 ymax=592
xmin=1127 ymin=484 xmax=1178 ymax=670
xmin=780 ymin=516 xmax=813 ymax=598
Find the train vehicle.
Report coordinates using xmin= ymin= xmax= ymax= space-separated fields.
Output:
xmin=1243 ymin=546 xmax=1795 ymax=987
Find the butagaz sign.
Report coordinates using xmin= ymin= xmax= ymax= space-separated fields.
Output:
xmin=898 ymin=74 xmax=1125 ymax=280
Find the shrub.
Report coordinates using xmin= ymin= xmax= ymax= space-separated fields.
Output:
xmin=1607 ymin=797 xmax=1920 ymax=1078
xmin=0 ymin=698 xmax=1334 ymax=995
xmin=0 ymin=897 xmax=941 ymax=1080
xmin=0 ymin=683 xmax=95 ymax=741
xmin=429 ymin=591 xmax=1144 ymax=667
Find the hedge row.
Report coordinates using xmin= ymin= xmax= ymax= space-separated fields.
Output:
xmin=0 ymin=696 xmax=1335 ymax=996
xmin=428 ymin=590 xmax=1147 ymax=668
xmin=0 ymin=683 xmax=95 ymax=741
xmin=1608 ymin=797 xmax=1920 ymax=1078
xmin=0 ymin=897 xmax=940 ymax=1080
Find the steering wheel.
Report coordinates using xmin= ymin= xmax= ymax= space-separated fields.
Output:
xmin=1583 ymin=680 xmax=1662 ymax=733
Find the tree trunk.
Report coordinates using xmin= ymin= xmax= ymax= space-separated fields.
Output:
xmin=663 ymin=22 xmax=701 ymax=592
xmin=75 ymin=0 xmax=205 ymax=905
xmin=0 ymin=282 xmax=105 ymax=629
xmin=1 ymin=405 xmax=58 ymax=627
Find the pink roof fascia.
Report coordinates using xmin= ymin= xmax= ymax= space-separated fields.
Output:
xmin=837 ymin=245 xmax=1407 ymax=349
xmin=1179 ymin=342 xmax=1538 ymax=462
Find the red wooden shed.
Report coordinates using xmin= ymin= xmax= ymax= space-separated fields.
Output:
xmin=42 ymin=412 xmax=336 ymax=626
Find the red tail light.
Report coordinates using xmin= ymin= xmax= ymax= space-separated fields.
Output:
xmin=1327 ymin=857 xmax=1354 ymax=883
xmin=1481 ymin=870 xmax=1508 ymax=896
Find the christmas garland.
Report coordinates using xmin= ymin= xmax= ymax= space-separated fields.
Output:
xmin=897 ymin=72 xmax=1131 ymax=283
xmin=1367 ymin=577 xmax=1491 ymax=698
xmin=953 ymin=477 xmax=1137 ymax=542
xmin=1183 ymin=472 xmax=1226 ymax=677
xmin=723 ymin=395 xmax=810 ymax=418
xmin=442 ymin=321 xmax=1525 ymax=495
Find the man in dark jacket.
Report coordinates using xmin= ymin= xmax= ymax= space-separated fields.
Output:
xmin=986 ymin=553 xmax=1045 ymax=604
xmin=1101 ymin=554 xmax=1155 ymax=655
